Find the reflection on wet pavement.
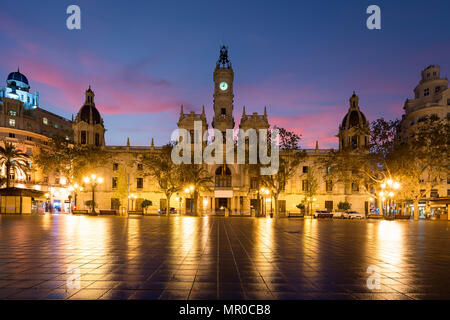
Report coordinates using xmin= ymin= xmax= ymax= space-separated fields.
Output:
xmin=0 ymin=215 xmax=449 ymax=300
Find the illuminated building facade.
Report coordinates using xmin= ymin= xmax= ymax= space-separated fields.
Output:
xmin=0 ymin=50 xmax=447 ymax=218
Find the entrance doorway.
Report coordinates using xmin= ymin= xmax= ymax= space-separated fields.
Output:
xmin=216 ymin=198 xmax=229 ymax=215
xmin=325 ymin=201 xmax=333 ymax=213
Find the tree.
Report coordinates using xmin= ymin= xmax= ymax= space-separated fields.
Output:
xmin=84 ymin=200 xmax=96 ymax=211
xmin=302 ymin=167 xmax=319 ymax=215
xmin=388 ymin=115 xmax=449 ymax=220
xmin=181 ymin=164 xmax=213 ymax=215
xmin=337 ymin=201 xmax=351 ymax=211
xmin=296 ymin=203 xmax=305 ymax=214
xmin=260 ymin=127 xmax=305 ymax=218
xmin=141 ymin=199 xmax=153 ymax=214
xmin=142 ymin=143 xmax=184 ymax=216
xmin=0 ymin=142 xmax=30 ymax=188
xmin=34 ymin=136 xmax=109 ymax=186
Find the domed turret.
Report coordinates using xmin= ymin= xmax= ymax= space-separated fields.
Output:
xmin=73 ymin=87 xmax=105 ymax=146
xmin=341 ymin=92 xmax=368 ymax=129
xmin=338 ymin=92 xmax=370 ymax=150
xmin=75 ymin=86 xmax=102 ymax=125
xmin=7 ymin=68 xmax=30 ymax=92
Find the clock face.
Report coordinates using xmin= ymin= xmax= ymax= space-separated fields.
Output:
xmin=219 ymin=81 xmax=228 ymax=91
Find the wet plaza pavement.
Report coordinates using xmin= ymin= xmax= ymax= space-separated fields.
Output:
xmin=0 ymin=215 xmax=449 ymax=300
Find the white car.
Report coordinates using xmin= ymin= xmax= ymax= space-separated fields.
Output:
xmin=345 ymin=211 xmax=364 ymax=219
xmin=313 ymin=210 xmax=333 ymax=218
xmin=332 ymin=211 xmax=346 ymax=219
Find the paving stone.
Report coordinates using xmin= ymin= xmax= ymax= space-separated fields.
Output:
xmin=0 ymin=215 xmax=449 ymax=300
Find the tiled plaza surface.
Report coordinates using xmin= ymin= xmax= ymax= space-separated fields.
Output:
xmin=0 ymin=215 xmax=449 ymax=300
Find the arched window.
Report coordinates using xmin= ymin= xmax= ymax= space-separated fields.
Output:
xmin=351 ymin=136 xmax=357 ymax=149
xmin=215 ymin=165 xmax=231 ymax=188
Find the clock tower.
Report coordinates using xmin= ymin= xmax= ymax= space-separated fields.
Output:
xmin=212 ymin=45 xmax=235 ymax=134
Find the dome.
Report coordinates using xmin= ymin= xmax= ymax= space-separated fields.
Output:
xmin=7 ymin=69 xmax=30 ymax=89
xmin=341 ymin=110 xmax=367 ymax=128
xmin=341 ymin=92 xmax=368 ymax=129
xmin=78 ymin=105 xmax=102 ymax=125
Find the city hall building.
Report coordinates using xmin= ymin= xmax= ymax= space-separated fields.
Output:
xmin=0 ymin=48 xmax=448 ymax=217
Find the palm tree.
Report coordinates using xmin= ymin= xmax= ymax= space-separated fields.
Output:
xmin=0 ymin=142 xmax=30 ymax=188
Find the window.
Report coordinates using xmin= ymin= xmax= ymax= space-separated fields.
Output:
xmin=447 ymin=99 xmax=450 ymax=106
xmin=26 ymin=174 xmax=31 ymax=182
xmin=9 ymin=133 xmax=15 ymax=138
xmin=326 ymin=180 xmax=333 ymax=192
xmin=112 ymin=177 xmax=118 ymax=189
xmin=430 ymin=189 xmax=439 ymax=198
xmin=351 ymin=182 xmax=359 ymax=192
xmin=215 ymin=166 xmax=231 ymax=188
xmin=137 ymin=178 xmax=143 ymax=189
xmin=435 ymin=86 xmax=441 ymax=93
xmin=137 ymin=163 xmax=143 ymax=171
xmin=351 ymin=136 xmax=357 ymax=149
xmin=113 ymin=163 xmax=119 ymax=171
xmin=448 ymin=189 xmax=450 ymax=197
xmin=81 ymin=131 xmax=87 ymax=144
xmin=54 ymin=123 xmax=58 ymax=129
xmin=55 ymin=178 xmax=60 ymax=185
xmin=27 ymin=122 xmax=32 ymax=129
xmin=43 ymin=117 xmax=48 ymax=125
xmin=111 ymin=198 xmax=120 ymax=210
xmin=302 ymin=166 xmax=308 ymax=173
xmin=26 ymin=136 xmax=32 ymax=141
xmin=424 ymin=88 xmax=429 ymax=96
xmin=9 ymin=119 xmax=15 ymax=127
xmin=43 ymin=176 xmax=48 ymax=183
xmin=250 ymin=177 xmax=258 ymax=189
xmin=9 ymin=110 xmax=16 ymax=116
xmin=326 ymin=166 xmax=331 ymax=175
xmin=95 ymin=133 xmax=100 ymax=146
xmin=302 ymin=180 xmax=309 ymax=191
xmin=221 ymin=108 xmax=226 ymax=115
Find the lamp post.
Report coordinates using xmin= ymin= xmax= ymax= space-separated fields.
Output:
xmin=260 ymin=188 xmax=270 ymax=217
xmin=128 ymin=193 xmax=137 ymax=212
xmin=68 ymin=183 xmax=83 ymax=213
xmin=184 ymin=185 xmax=194 ymax=214
xmin=176 ymin=193 xmax=183 ymax=215
xmin=379 ymin=179 xmax=400 ymax=218
xmin=83 ymin=174 xmax=103 ymax=215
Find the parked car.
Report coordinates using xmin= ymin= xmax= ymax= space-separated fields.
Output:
xmin=332 ymin=211 xmax=346 ymax=219
xmin=158 ymin=207 xmax=177 ymax=214
xmin=345 ymin=211 xmax=364 ymax=219
xmin=314 ymin=210 xmax=333 ymax=218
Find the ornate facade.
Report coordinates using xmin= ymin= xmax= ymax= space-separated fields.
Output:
xmin=1 ymin=49 xmax=447 ymax=217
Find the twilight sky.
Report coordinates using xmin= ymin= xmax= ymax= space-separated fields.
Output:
xmin=0 ymin=0 xmax=449 ymax=148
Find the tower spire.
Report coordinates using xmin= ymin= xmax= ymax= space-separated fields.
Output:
xmin=216 ymin=45 xmax=231 ymax=68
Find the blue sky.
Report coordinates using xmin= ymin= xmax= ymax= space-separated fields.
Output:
xmin=0 ymin=0 xmax=449 ymax=147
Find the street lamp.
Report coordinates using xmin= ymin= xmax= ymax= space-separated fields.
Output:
xmin=184 ymin=186 xmax=194 ymax=214
xmin=128 ymin=193 xmax=137 ymax=212
xmin=83 ymin=174 xmax=103 ymax=215
xmin=379 ymin=178 xmax=401 ymax=217
xmin=176 ymin=193 xmax=183 ymax=215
